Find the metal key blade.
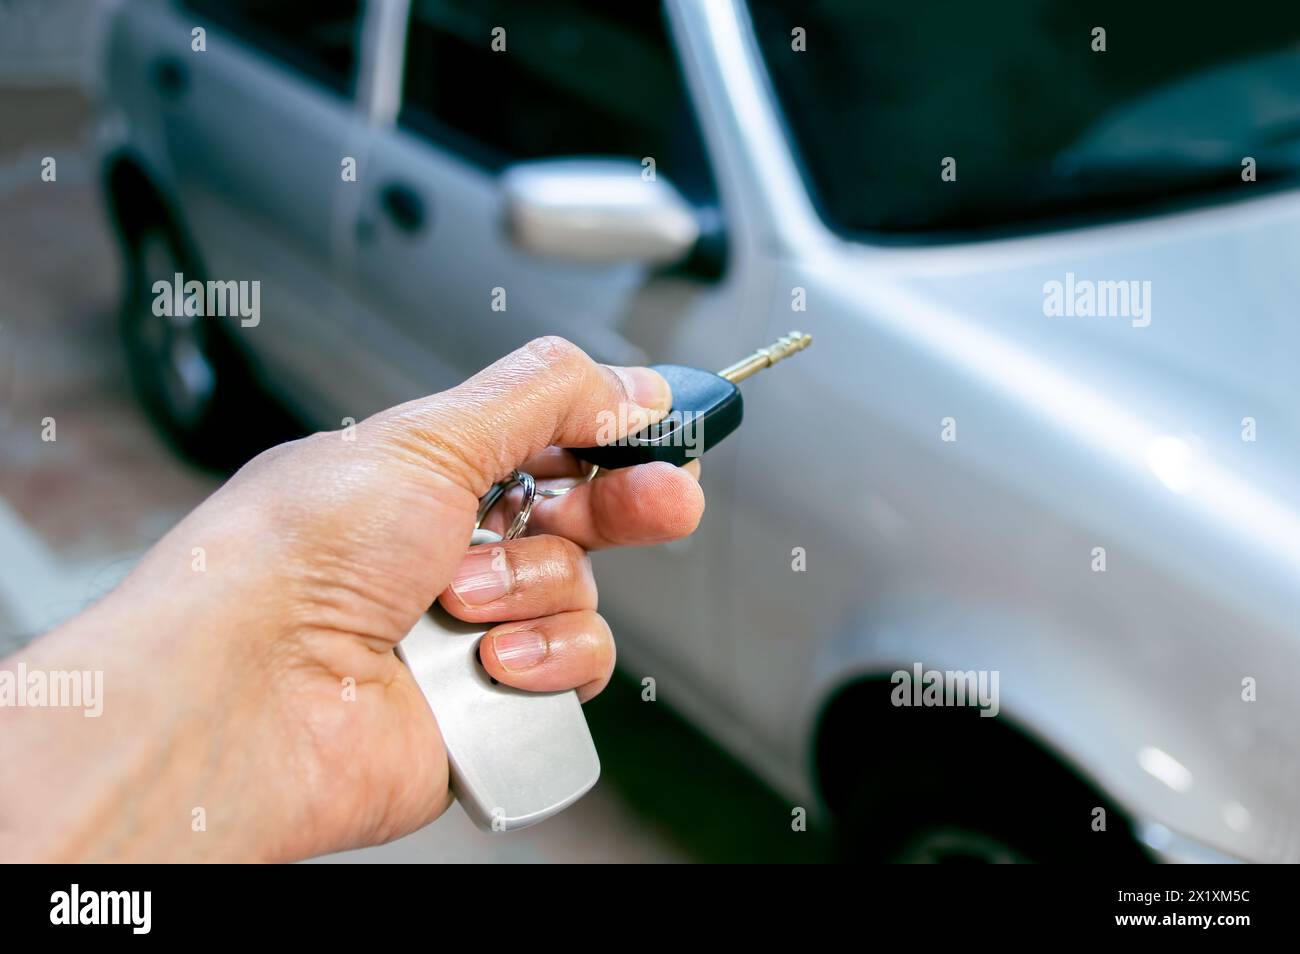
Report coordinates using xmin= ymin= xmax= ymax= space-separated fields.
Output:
xmin=717 ymin=330 xmax=813 ymax=384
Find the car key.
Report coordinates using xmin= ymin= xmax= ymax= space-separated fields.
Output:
xmin=570 ymin=330 xmax=813 ymax=469
xmin=396 ymin=331 xmax=811 ymax=832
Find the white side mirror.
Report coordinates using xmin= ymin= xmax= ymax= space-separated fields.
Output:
xmin=502 ymin=159 xmax=700 ymax=265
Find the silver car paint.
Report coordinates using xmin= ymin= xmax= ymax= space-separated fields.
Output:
xmin=96 ymin=0 xmax=1300 ymax=861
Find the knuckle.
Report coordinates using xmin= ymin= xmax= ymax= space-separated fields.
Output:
xmin=522 ymin=535 xmax=591 ymax=593
xmin=521 ymin=335 xmax=586 ymax=379
xmin=544 ymin=534 xmax=588 ymax=572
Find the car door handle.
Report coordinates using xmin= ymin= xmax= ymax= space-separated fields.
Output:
xmin=379 ymin=182 xmax=427 ymax=233
xmin=151 ymin=56 xmax=189 ymax=98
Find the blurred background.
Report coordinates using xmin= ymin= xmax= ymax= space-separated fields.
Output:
xmin=3 ymin=0 xmax=1299 ymax=863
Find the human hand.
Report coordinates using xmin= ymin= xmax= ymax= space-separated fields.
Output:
xmin=0 ymin=338 xmax=704 ymax=862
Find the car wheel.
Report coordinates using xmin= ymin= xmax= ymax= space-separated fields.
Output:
xmin=822 ymin=681 xmax=1152 ymax=863
xmin=891 ymin=826 xmax=1028 ymax=864
xmin=119 ymin=226 xmax=297 ymax=470
xmin=840 ymin=738 xmax=1150 ymax=864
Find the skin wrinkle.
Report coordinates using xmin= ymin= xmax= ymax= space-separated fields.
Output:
xmin=283 ymin=548 xmax=420 ymax=644
xmin=444 ymin=535 xmax=599 ymax=620
xmin=524 ymin=537 xmax=591 ymax=598
xmin=387 ymin=337 xmax=669 ymax=495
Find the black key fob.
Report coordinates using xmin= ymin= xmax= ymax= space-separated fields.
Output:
xmin=570 ymin=364 xmax=743 ymax=469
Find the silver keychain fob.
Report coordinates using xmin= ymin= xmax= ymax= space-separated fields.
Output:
xmin=396 ymin=528 xmax=599 ymax=832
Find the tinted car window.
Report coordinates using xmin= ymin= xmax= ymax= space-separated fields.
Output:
xmin=401 ymin=0 xmax=715 ymax=201
xmin=749 ymin=0 xmax=1300 ymax=237
xmin=182 ymin=0 xmax=362 ymax=94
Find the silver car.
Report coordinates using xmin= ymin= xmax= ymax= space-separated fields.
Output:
xmin=95 ymin=0 xmax=1300 ymax=862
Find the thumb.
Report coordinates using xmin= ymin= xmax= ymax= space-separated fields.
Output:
xmin=364 ymin=337 xmax=672 ymax=495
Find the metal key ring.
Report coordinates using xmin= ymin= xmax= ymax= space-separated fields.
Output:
xmin=504 ymin=470 xmax=538 ymax=540
xmin=535 ymin=461 xmax=600 ymax=498
xmin=474 ymin=460 xmax=597 ymax=538
xmin=473 ymin=475 xmax=533 ymax=540
xmin=474 ymin=479 xmax=511 ymax=531
xmin=474 ymin=469 xmax=539 ymax=539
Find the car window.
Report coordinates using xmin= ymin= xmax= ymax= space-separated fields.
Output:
xmin=749 ymin=0 xmax=1300 ymax=238
xmin=180 ymin=0 xmax=362 ymax=95
xmin=400 ymin=0 xmax=716 ymax=202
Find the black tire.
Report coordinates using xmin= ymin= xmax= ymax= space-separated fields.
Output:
xmin=119 ymin=226 xmax=298 ymax=471
xmin=826 ymin=683 xmax=1152 ymax=863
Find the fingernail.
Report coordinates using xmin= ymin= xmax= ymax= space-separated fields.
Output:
xmin=492 ymin=630 xmax=549 ymax=672
xmin=450 ymin=546 xmax=512 ymax=607
xmin=614 ymin=366 xmax=672 ymax=412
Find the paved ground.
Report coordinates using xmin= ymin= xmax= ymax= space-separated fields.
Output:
xmin=0 ymin=87 xmax=833 ymax=863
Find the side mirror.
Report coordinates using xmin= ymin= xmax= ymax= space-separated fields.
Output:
xmin=502 ymin=159 xmax=701 ymax=265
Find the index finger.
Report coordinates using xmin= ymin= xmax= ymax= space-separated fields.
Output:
xmin=480 ymin=460 xmax=704 ymax=550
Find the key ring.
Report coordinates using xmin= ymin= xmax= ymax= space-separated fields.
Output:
xmin=536 ymin=461 xmax=599 ymax=498
xmin=474 ymin=471 xmax=536 ymax=540
xmin=474 ymin=462 xmax=600 ymax=539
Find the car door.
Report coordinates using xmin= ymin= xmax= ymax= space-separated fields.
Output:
xmin=339 ymin=0 xmax=750 ymax=688
xmin=339 ymin=0 xmax=723 ymax=404
xmin=149 ymin=0 xmax=368 ymax=422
